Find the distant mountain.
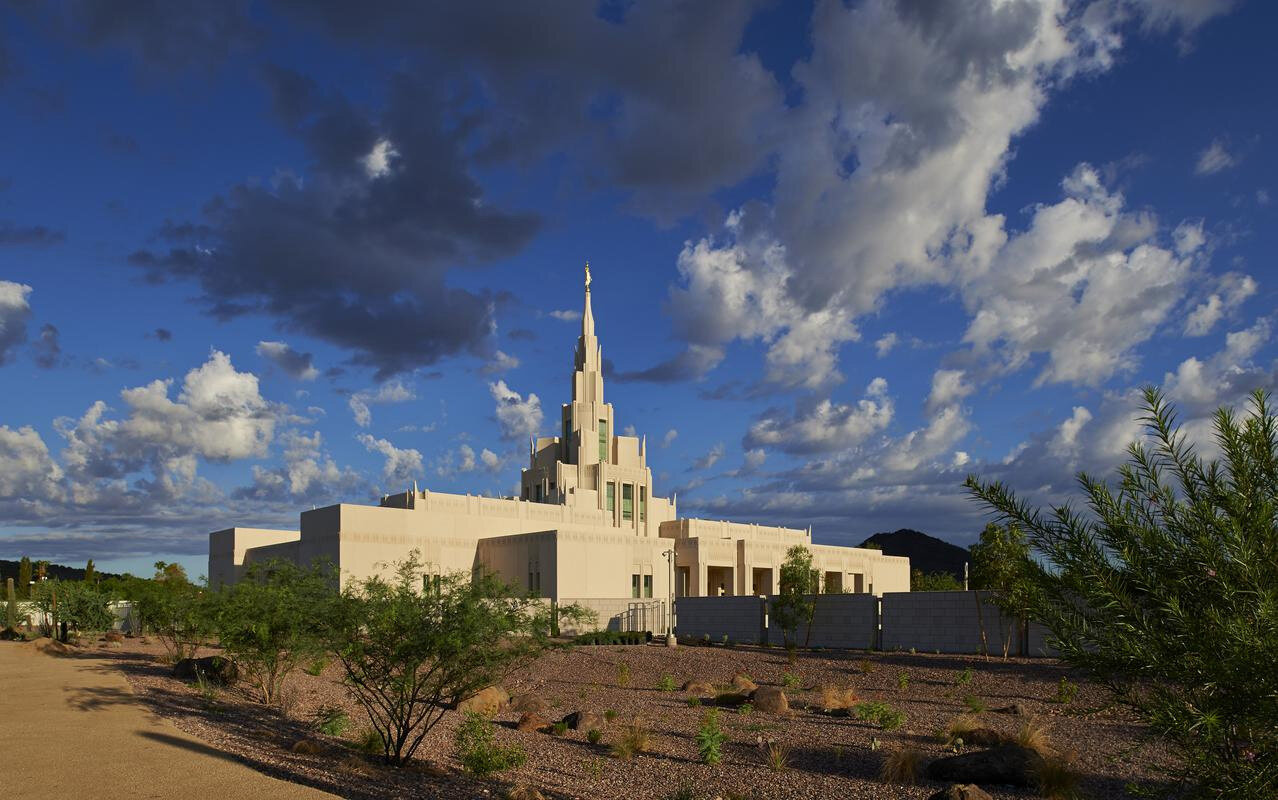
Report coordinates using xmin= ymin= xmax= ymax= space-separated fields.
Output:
xmin=0 ymin=559 xmax=123 ymax=585
xmin=859 ymin=529 xmax=970 ymax=581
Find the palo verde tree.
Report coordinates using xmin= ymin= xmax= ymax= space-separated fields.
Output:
xmin=772 ymin=545 xmax=815 ymax=657
xmin=327 ymin=551 xmax=586 ymax=766
xmin=966 ymin=388 xmax=1278 ymax=797
xmin=135 ymin=561 xmax=216 ymax=660
xmin=215 ymin=559 xmax=337 ymax=705
xmin=969 ymin=522 xmax=1042 ymax=658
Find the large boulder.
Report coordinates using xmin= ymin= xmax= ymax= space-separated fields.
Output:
xmin=516 ymin=712 xmax=552 ymax=733
xmin=562 ymin=710 xmax=606 ymax=732
xmin=750 ymin=686 xmax=789 ymax=714
xmin=925 ymin=745 xmax=1044 ymax=788
xmin=173 ymin=656 xmax=238 ymax=687
xmin=682 ymin=679 xmax=715 ymax=695
xmin=509 ymin=693 xmax=548 ymax=715
xmin=457 ymin=686 xmax=509 ymax=717
xmin=928 ymin=785 xmax=994 ymax=800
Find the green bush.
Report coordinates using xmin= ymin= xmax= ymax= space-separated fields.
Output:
xmin=956 ymin=667 xmax=974 ymax=686
xmin=455 ymin=712 xmax=527 ymax=775
xmin=781 ymin=671 xmax=801 ymax=690
xmin=551 ymin=721 xmax=569 ymax=736
xmin=966 ymin=388 xmax=1278 ymax=797
xmin=1053 ymin=677 xmax=1078 ymax=705
xmin=696 ymin=709 xmax=725 ymax=765
xmin=587 ymin=728 xmax=603 ymax=745
xmin=313 ymin=706 xmax=350 ymax=736
xmin=686 ymin=696 xmax=702 ymax=707
xmin=657 ymin=674 xmax=677 ymax=692
xmin=962 ymin=695 xmax=988 ymax=714
xmin=853 ymin=701 xmax=905 ymax=730
xmin=897 ymin=672 xmax=910 ymax=691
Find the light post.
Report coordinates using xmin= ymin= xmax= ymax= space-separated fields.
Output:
xmin=663 ymin=548 xmax=676 ymax=647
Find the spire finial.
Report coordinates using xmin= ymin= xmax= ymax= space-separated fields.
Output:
xmin=584 ymin=261 xmax=592 ymax=291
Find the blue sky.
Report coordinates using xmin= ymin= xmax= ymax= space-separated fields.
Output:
xmin=0 ymin=0 xmax=1274 ymax=578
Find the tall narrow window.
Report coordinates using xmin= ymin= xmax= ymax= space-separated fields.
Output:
xmin=643 ymin=574 xmax=653 ymax=598
xmin=535 ymin=484 xmax=542 ymax=502
xmin=598 ymin=419 xmax=608 ymax=462
xmin=639 ymin=487 xmax=647 ymax=521
xmin=622 ymin=484 xmax=633 ymax=520
xmin=606 ymin=482 xmax=615 ymax=512
xmin=562 ymin=417 xmax=572 ymax=461
xmin=631 ymin=574 xmax=641 ymax=598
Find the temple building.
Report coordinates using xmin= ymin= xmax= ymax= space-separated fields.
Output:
xmin=209 ymin=267 xmax=909 ymax=629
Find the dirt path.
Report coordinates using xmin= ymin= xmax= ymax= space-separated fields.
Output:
xmin=1 ymin=640 xmax=338 ymax=800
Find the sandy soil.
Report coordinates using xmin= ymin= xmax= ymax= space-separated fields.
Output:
xmin=87 ymin=636 xmax=1177 ymax=800
xmin=1 ymin=637 xmax=336 ymax=800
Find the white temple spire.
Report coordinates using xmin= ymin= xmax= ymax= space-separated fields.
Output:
xmin=582 ymin=261 xmax=595 ymax=338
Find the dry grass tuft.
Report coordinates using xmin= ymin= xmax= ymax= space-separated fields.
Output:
xmin=879 ymin=747 xmax=925 ymax=785
xmin=1034 ymin=753 xmax=1082 ymax=799
xmin=610 ymin=718 xmax=651 ymax=760
xmin=817 ymin=684 xmax=859 ymax=711
xmin=336 ymin=754 xmax=375 ymax=777
xmin=289 ymin=738 xmax=322 ymax=755
xmin=765 ymin=740 xmax=790 ymax=772
xmin=505 ymin=787 xmax=546 ymax=800
xmin=1014 ymin=717 xmax=1055 ymax=757
xmin=943 ymin=714 xmax=985 ymax=745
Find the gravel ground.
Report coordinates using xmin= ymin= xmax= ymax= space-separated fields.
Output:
xmin=101 ymin=638 xmax=1176 ymax=800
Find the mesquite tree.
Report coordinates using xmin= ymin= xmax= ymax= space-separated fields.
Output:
xmin=966 ymin=388 xmax=1278 ymax=797
xmin=328 ymin=552 xmax=584 ymax=766
xmin=969 ymin=522 xmax=1041 ymax=658
xmin=772 ymin=545 xmax=815 ymax=657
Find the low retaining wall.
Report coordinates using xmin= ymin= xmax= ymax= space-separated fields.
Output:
xmin=675 ymin=596 xmax=765 ymax=643
xmin=765 ymin=593 xmax=878 ymax=650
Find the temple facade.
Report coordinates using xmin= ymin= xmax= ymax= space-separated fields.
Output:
xmin=209 ymin=267 xmax=909 ymax=628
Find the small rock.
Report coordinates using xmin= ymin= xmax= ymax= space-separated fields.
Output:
xmin=516 ymin=712 xmax=552 ymax=733
xmin=927 ymin=784 xmax=994 ymax=800
xmin=994 ymin=703 xmax=1028 ymax=716
xmin=563 ymin=710 xmax=606 ymax=731
xmin=173 ymin=656 xmax=238 ymax=687
xmin=682 ymin=679 xmax=715 ymax=694
xmin=750 ymin=686 xmax=789 ymax=714
xmin=457 ymin=686 xmax=509 ymax=716
xmin=925 ymin=745 xmax=1044 ymax=788
xmin=290 ymin=739 xmax=323 ymax=755
xmin=732 ymin=674 xmax=758 ymax=692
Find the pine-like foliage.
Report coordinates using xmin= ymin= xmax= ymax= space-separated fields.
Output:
xmin=966 ymin=388 xmax=1278 ymax=797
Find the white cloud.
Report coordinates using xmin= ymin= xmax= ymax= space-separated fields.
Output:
xmin=549 ymin=309 xmax=582 ymax=322
xmin=361 ymin=138 xmax=399 ymax=179
xmin=358 ymin=433 xmax=422 ymax=485
xmin=1258 ymin=189 xmax=1271 ymax=206
xmin=1195 ymin=137 xmax=1237 ymax=175
xmin=239 ymin=429 xmax=361 ymax=501
xmin=255 ymin=340 xmax=319 ymax=380
xmin=1184 ymin=271 xmax=1257 ymax=336
xmin=745 ymin=377 xmax=893 ymax=454
xmin=0 ymin=280 xmax=32 ymax=365
xmin=481 ymin=350 xmax=520 ymax=374
xmin=744 ymin=448 xmax=767 ymax=471
xmin=348 ymin=378 xmax=417 ymax=428
xmin=0 ymin=424 xmax=65 ymax=502
xmin=489 ymin=380 xmax=542 ymax=440
xmin=692 ymin=442 xmax=725 ymax=471
xmin=925 ymin=369 xmax=973 ymax=416
xmin=623 ymin=424 xmax=636 ymax=437
xmin=874 ymin=332 xmax=898 ymax=358
xmin=479 ymin=447 xmax=501 ymax=472
xmin=662 ymin=429 xmax=678 ymax=448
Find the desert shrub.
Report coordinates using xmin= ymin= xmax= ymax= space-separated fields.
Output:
xmin=603 ymin=709 xmax=617 ymax=722
xmin=696 ymin=709 xmax=725 ymax=765
xmin=455 ymin=712 xmax=527 ymax=775
xmin=313 ymin=706 xmax=350 ymax=736
xmin=781 ymin=671 xmax=801 ymax=690
xmin=765 ymin=740 xmax=789 ymax=772
xmin=897 ymin=672 xmax=910 ymax=691
xmin=880 ymin=747 xmax=924 ymax=785
xmin=967 ymin=388 xmax=1278 ymax=796
xmin=1035 ymin=754 xmax=1082 ymax=799
xmin=550 ymin=721 xmax=568 ymax=736
xmin=665 ymin=784 xmax=697 ymax=800
xmin=303 ymin=657 xmax=329 ymax=676
xmin=943 ymin=715 xmax=984 ymax=747
xmin=616 ymin=661 xmax=631 ymax=687
xmin=215 ymin=559 xmax=336 ymax=705
xmin=352 ymin=728 xmax=384 ymax=755
xmin=738 ymin=702 xmax=754 ymax=715
xmin=818 ymin=685 xmax=858 ymax=711
xmin=771 ymin=545 xmax=816 ymax=656
xmin=657 ymin=674 xmax=677 ymax=692
xmin=853 ymin=701 xmax=905 ymax=730
xmin=587 ymin=728 xmax=603 ymax=745
xmin=962 ymin=695 xmax=988 ymax=714
xmin=1014 ymin=718 xmax=1054 ymax=757
xmin=956 ymin=667 xmax=974 ymax=686
xmin=574 ymin=630 xmax=649 ymax=646
xmin=45 ymin=580 xmax=115 ymax=634
xmin=326 ymin=551 xmax=583 ymax=766
xmin=858 ymin=658 xmax=875 ymax=674
xmin=686 ymin=697 xmax=702 ymax=707
xmin=133 ymin=563 xmax=217 ymax=660
xmin=970 ymin=522 xmax=1041 ymax=658
xmin=610 ymin=719 xmax=650 ymax=760
xmin=1053 ymin=677 xmax=1078 ymax=705
xmin=911 ymin=570 xmax=963 ymax=591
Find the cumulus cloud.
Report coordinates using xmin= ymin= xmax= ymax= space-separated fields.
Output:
xmin=358 ymin=433 xmax=422 ymax=486
xmin=0 ymin=424 xmax=66 ymax=502
xmin=874 ymin=333 xmax=898 ymax=358
xmin=1195 ymin=137 xmax=1238 ymax=175
xmin=1183 ymin=271 xmax=1257 ymax=336
xmin=0 ymin=280 xmax=32 ymax=364
xmin=236 ymin=429 xmax=361 ymax=502
xmin=480 ymin=350 xmax=520 ymax=374
xmin=32 ymin=323 xmax=63 ymax=368
xmin=661 ymin=429 xmax=678 ymax=448
xmin=489 ymin=380 xmax=542 ymax=440
xmin=348 ymin=378 xmax=416 ymax=428
xmin=255 ymin=340 xmax=319 ymax=380
xmin=745 ymin=377 xmax=893 ymax=455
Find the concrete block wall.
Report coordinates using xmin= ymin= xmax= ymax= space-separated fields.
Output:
xmin=1026 ymin=621 xmax=1059 ymax=657
xmin=880 ymin=591 xmax=1020 ymax=655
xmin=765 ymin=594 xmax=878 ymax=649
xmin=675 ymin=596 xmax=765 ymax=643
